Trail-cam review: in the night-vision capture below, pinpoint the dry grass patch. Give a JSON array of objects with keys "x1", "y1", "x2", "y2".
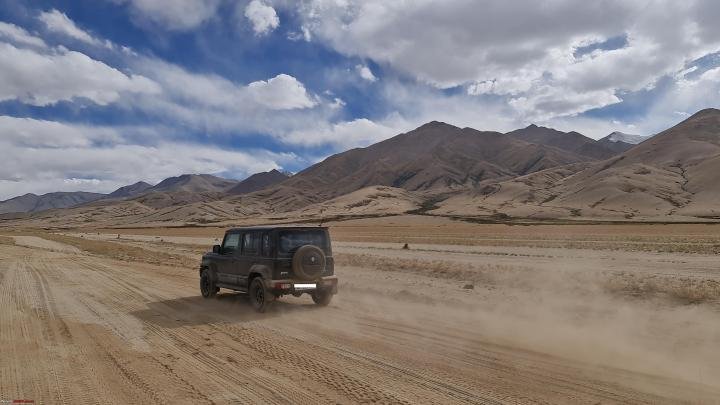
[
  {"x1": 335, "y1": 252, "x2": 511, "y2": 284},
  {"x1": 338, "y1": 251, "x2": 720, "y2": 306},
  {"x1": 41, "y1": 233, "x2": 195, "y2": 268},
  {"x1": 605, "y1": 272, "x2": 720, "y2": 305},
  {"x1": 0, "y1": 236, "x2": 15, "y2": 246},
  {"x1": 334, "y1": 234, "x2": 720, "y2": 254}
]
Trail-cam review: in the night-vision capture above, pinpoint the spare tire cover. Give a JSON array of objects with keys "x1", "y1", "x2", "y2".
[{"x1": 292, "y1": 245, "x2": 326, "y2": 281}]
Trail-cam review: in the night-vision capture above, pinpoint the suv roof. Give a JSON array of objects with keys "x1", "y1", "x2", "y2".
[{"x1": 225, "y1": 225, "x2": 328, "y2": 233}]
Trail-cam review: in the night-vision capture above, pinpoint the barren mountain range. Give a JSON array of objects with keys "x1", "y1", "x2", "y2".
[
  {"x1": 439, "y1": 108, "x2": 720, "y2": 220},
  {"x1": 0, "y1": 192, "x2": 106, "y2": 215},
  {"x1": 2, "y1": 108, "x2": 719, "y2": 226},
  {"x1": 0, "y1": 171, "x2": 285, "y2": 215}
]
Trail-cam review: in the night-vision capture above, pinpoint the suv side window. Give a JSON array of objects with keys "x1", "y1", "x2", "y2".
[
  {"x1": 242, "y1": 232, "x2": 260, "y2": 256},
  {"x1": 222, "y1": 233, "x2": 240, "y2": 255},
  {"x1": 261, "y1": 233, "x2": 271, "y2": 257}
]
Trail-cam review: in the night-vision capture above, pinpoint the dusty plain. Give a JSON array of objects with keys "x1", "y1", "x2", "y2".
[{"x1": 2, "y1": 215, "x2": 720, "y2": 404}]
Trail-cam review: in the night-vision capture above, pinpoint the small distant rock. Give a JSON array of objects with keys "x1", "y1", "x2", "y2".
[
  {"x1": 402, "y1": 243, "x2": 409, "y2": 250},
  {"x1": 462, "y1": 283, "x2": 474, "y2": 290}
]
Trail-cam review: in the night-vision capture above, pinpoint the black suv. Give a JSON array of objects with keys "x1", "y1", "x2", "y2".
[{"x1": 199, "y1": 226, "x2": 338, "y2": 312}]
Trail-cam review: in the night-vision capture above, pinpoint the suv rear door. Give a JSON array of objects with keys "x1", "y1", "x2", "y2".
[{"x1": 236, "y1": 231, "x2": 277, "y2": 287}]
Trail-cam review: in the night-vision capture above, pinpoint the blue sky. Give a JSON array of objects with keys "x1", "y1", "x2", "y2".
[{"x1": 0, "y1": 0, "x2": 719, "y2": 199}]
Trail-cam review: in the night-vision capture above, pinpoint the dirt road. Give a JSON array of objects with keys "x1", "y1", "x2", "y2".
[{"x1": 1, "y1": 235, "x2": 719, "y2": 404}]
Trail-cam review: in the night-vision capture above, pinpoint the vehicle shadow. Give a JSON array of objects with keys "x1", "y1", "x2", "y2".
[{"x1": 131, "y1": 292, "x2": 319, "y2": 328}]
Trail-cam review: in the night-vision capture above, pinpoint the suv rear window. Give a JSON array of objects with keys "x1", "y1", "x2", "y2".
[{"x1": 278, "y1": 229, "x2": 330, "y2": 256}]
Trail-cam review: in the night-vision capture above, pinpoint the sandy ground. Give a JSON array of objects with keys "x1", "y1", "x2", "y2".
[{"x1": 2, "y1": 222, "x2": 720, "y2": 404}]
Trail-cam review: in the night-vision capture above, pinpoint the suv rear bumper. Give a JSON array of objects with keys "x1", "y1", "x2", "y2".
[{"x1": 266, "y1": 275, "x2": 338, "y2": 295}]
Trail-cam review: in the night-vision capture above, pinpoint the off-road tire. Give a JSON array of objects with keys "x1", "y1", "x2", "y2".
[
  {"x1": 200, "y1": 269, "x2": 218, "y2": 298},
  {"x1": 311, "y1": 289, "x2": 333, "y2": 306},
  {"x1": 292, "y1": 245, "x2": 326, "y2": 281},
  {"x1": 249, "y1": 277, "x2": 273, "y2": 313}
]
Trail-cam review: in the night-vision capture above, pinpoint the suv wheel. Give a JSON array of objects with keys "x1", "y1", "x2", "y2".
[
  {"x1": 311, "y1": 289, "x2": 333, "y2": 306},
  {"x1": 249, "y1": 277, "x2": 273, "y2": 312},
  {"x1": 200, "y1": 269, "x2": 218, "y2": 298}
]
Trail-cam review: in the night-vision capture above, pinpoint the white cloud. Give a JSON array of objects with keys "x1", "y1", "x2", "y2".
[
  {"x1": 281, "y1": 118, "x2": 398, "y2": 148},
  {"x1": 0, "y1": 42, "x2": 160, "y2": 106},
  {"x1": 675, "y1": 66, "x2": 699, "y2": 80},
  {"x1": 247, "y1": 74, "x2": 317, "y2": 110},
  {"x1": 244, "y1": 0, "x2": 280, "y2": 36},
  {"x1": 0, "y1": 22, "x2": 46, "y2": 48},
  {"x1": 287, "y1": 26, "x2": 311, "y2": 42},
  {"x1": 100, "y1": 57, "x2": 341, "y2": 144},
  {"x1": 134, "y1": 59, "x2": 317, "y2": 111},
  {"x1": 629, "y1": 66, "x2": 720, "y2": 135},
  {"x1": 467, "y1": 73, "x2": 535, "y2": 97},
  {"x1": 329, "y1": 97, "x2": 345, "y2": 109},
  {"x1": 0, "y1": 116, "x2": 122, "y2": 148},
  {"x1": 39, "y1": 9, "x2": 109, "y2": 47},
  {"x1": 292, "y1": 0, "x2": 720, "y2": 120},
  {"x1": 3, "y1": 12, "x2": 322, "y2": 140},
  {"x1": 295, "y1": 1, "x2": 635, "y2": 87},
  {"x1": 698, "y1": 66, "x2": 720, "y2": 82},
  {"x1": 115, "y1": 0, "x2": 221, "y2": 31},
  {"x1": 63, "y1": 178, "x2": 101, "y2": 186},
  {"x1": 508, "y1": 87, "x2": 622, "y2": 122},
  {"x1": 355, "y1": 64, "x2": 377, "y2": 82}
]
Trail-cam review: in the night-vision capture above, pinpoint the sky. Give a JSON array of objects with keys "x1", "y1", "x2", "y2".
[{"x1": 1, "y1": 0, "x2": 720, "y2": 200}]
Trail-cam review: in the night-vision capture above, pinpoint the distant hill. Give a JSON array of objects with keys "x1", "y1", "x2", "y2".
[
  {"x1": 0, "y1": 191, "x2": 105, "y2": 214},
  {"x1": 596, "y1": 131, "x2": 651, "y2": 155},
  {"x1": 596, "y1": 137, "x2": 635, "y2": 155},
  {"x1": 146, "y1": 174, "x2": 238, "y2": 194},
  {"x1": 119, "y1": 174, "x2": 238, "y2": 210},
  {"x1": 507, "y1": 124, "x2": 621, "y2": 160},
  {"x1": 0, "y1": 174, "x2": 240, "y2": 214},
  {"x1": 601, "y1": 131, "x2": 650, "y2": 144},
  {"x1": 561, "y1": 108, "x2": 720, "y2": 218},
  {"x1": 227, "y1": 169, "x2": 289, "y2": 195},
  {"x1": 107, "y1": 181, "x2": 153, "y2": 199}
]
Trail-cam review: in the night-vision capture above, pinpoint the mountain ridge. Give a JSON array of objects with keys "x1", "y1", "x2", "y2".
[
  {"x1": 227, "y1": 169, "x2": 290, "y2": 195},
  {"x1": 5, "y1": 109, "x2": 719, "y2": 224},
  {"x1": 507, "y1": 124, "x2": 621, "y2": 160},
  {"x1": 107, "y1": 181, "x2": 153, "y2": 199}
]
